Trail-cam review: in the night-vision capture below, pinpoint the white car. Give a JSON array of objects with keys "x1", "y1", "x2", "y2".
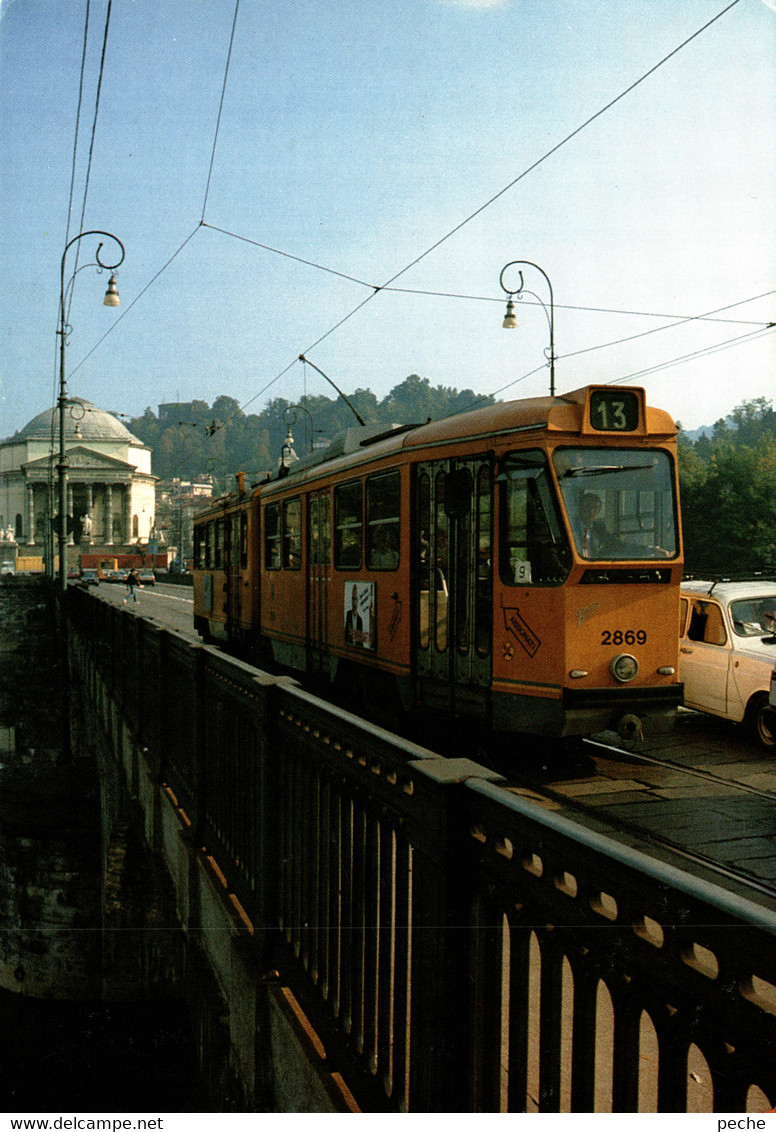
[{"x1": 680, "y1": 580, "x2": 776, "y2": 749}]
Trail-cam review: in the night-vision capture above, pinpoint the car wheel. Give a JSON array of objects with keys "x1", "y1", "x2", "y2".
[{"x1": 747, "y1": 693, "x2": 776, "y2": 750}]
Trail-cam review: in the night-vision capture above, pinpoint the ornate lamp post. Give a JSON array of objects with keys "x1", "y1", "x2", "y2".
[
  {"x1": 56, "y1": 231, "x2": 125, "y2": 591},
  {"x1": 499, "y1": 260, "x2": 556, "y2": 397}
]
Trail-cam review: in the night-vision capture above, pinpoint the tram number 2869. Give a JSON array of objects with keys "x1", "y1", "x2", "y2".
[{"x1": 601, "y1": 629, "x2": 647, "y2": 646}]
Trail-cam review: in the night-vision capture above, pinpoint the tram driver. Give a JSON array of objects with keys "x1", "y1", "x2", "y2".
[{"x1": 576, "y1": 492, "x2": 671, "y2": 560}]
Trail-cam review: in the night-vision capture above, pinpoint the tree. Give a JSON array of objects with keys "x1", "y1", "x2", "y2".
[{"x1": 678, "y1": 399, "x2": 776, "y2": 573}]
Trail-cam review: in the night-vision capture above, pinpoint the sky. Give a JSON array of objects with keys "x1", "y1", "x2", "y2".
[{"x1": 0, "y1": 0, "x2": 774, "y2": 444}]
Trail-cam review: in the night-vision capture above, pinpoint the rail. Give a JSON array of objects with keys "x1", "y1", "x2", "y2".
[{"x1": 66, "y1": 586, "x2": 776, "y2": 1113}]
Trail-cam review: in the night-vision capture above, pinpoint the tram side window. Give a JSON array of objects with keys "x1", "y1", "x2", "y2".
[
  {"x1": 264, "y1": 503, "x2": 281, "y2": 569},
  {"x1": 366, "y1": 471, "x2": 400, "y2": 569},
  {"x1": 499, "y1": 451, "x2": 571, "y2": 586},
  {"x1": 283, "y1": 498, "x2": 302, "y2": 569},
  {"x1": 334, "y1": 480, "x2": 362, "y2": 569}
]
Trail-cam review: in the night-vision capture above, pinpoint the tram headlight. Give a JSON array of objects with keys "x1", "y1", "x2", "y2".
[{"x1": 610, "y1": 653, "x2": 639, "y2": 683}]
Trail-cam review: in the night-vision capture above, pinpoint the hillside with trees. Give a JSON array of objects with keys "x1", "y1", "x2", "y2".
[
  {"x1": 127, "y1": 375, "x2": 492, "y2": 489},
  {"x1": 128, "y1": 380, "x2": 776, "y2": 576},
  {"x1": 677, "y1": 397, "x2": 776, "y2": 575}
]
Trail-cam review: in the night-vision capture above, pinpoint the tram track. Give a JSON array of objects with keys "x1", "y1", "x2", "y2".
[
  {"x1": 583, "y1": 735, "x2": 776, "y2": 802},
  {"x1": 498, "y1": 733, "x2": 776, "y2": 904}
]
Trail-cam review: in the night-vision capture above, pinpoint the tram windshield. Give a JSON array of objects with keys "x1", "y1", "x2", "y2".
[{"x1": 553, "y1": 447, "x2": 678, "y2": 561}]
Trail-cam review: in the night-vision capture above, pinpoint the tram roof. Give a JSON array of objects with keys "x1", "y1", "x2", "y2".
[{"x1": 196, "y1": 385, "x2": 677, "y2": 513}]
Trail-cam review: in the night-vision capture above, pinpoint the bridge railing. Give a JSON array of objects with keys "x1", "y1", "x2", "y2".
[{"x1": 67, "y1": 588, "x2": 776, "y2": 1113}]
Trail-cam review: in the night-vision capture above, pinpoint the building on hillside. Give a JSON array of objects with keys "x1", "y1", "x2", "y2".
[{"x1": 0, "y1": 397, "x2": 156, "y2": 567}]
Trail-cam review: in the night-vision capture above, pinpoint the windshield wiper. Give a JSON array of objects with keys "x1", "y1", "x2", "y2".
[{"x1": 561, "y1": 464, "x2": 653, "y2": 478}]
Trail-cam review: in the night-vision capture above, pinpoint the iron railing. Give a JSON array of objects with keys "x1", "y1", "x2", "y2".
[{"x1": 66, "y1": 586, "x2": 776, "y2": 1113}]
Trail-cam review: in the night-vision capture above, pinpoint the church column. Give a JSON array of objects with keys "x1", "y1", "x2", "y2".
[
  {"x1": 104, "y1": 484, "x2": 113, "y2": 546},
  {"x1": 123, "y1": 485, "x2": 132, "y2": 544},
  {"x1": 67, "y1": 485, "x2": 75, "y2": 546},
  {"x1": 85, "y1": 485, "x2": 94, "y2": 545},
  {"x1": 26, "y1": 483, "x2": 35, "y2": 546}
]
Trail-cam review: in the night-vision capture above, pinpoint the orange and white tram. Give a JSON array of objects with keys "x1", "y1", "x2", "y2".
[{"x1": 193, "y1": 385, "x2": 683, "y2": 738}]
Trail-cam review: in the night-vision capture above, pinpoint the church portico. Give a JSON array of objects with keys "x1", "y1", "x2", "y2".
[{"x1": 0, "y1": 398, "x2": 156, "y2": 568}]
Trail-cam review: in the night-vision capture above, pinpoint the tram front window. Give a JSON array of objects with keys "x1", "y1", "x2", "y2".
[
  {"x1": 553, "y1": 448, "x2": 678, "y2": 561},
  {"x1": 499, "y1": 451, "x2": 571, "y2": 586}
]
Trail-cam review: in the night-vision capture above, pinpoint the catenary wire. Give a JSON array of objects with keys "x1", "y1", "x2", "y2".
[
  {"x1": 224, "y1": 0, "x2": 747, "y2": 425},
  {"x1": 68, "y1": 226, "x2": 202, "y2": 380},
  {"x1": 201, "y1": 0, "x2": 242, "y2": 221},
  {"x1": 48, "y1": 1, "x2": 96, "y2": 525},
  {"x1": 69, "y1": 0, "x2": 749, "y2": 431},
  {"x1": 67, "y1": 0, "x2": 114, "y2": 324},
  {"x1": 607, "y1": 325, "x2": 776, "y2": 385}
]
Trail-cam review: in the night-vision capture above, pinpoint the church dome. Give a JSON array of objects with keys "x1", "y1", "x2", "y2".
[{"x1": 15, "y1": 397, "x2": 141, "y2": 444}]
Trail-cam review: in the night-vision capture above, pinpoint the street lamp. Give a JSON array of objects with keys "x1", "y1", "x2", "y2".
[
  {"x1": 56, "y1": 231, "x2": 125, "y2": 591},
  {"x1": 499, "y1": 260, "x2": 556, "y2": 397}
]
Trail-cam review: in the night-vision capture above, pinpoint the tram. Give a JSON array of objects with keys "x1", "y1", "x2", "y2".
[{"x1": 192, "y1": 385, "x2": 683, "y2": 738}]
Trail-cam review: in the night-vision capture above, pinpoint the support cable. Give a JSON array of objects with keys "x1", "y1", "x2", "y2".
[{"x1": 201, "y1": 0, "x2": 241, "y2": 221}]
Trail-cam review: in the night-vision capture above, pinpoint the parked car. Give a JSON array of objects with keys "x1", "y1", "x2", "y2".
[
  {"x1": 137, "y1": 569, "x2": 155, "y2": 586},
  {"x1": 680, "y1": 580, "x2": 776, "y2": 748},
  {"x1": 79, "y1": 569, "x2": 99, "y2": 587}
]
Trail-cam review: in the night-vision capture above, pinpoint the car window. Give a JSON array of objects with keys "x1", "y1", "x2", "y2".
[
  {"x1": 679, "y1": 598, "x2": 688, "y2": 636},
  {"x1": 730, "y1": 596, "x2": 776, "y2": 637},
  {"x1": 687, "y1": 600, "x2": 727, "y2": 646}
]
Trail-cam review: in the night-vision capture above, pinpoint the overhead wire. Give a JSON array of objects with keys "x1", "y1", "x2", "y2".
[
  {"x1": 607, "y1": 324, "x2": 776, "y2": 386},
  {"x1": 201, "y1": 0, "x2": 241, "y2": 221},
  {"x1": 450, "y1": 293, "x2": 776, "y2": 414},
  {"x1": 49, "y1": 0, "x2": 95, "y2": 512},
  {"x1": 69, "y1": 226, "x2": 202, "y2": 380},
  {"x1": 217, "y1": 0, "x2": 748, "y2": 424},
  {"x1": 66, "y1": 0, "x2": 115, "y2": 325},
  {"x1": 69, "y1": 0, "x2": 754, "y2": 430}
]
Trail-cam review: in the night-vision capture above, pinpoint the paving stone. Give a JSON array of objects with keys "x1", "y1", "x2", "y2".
[{"x1": 548, "y1": 778, "x2": 646, "y2": 797}]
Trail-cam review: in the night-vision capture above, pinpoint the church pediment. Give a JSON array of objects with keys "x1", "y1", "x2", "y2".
[{"x1": 23, "y1": 446, "x2": 135, "y2": 480}]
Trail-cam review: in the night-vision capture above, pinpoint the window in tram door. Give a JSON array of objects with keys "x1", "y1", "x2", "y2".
[
  {"x1": 475, "y1": 465, "x2": 492, "y2": 658},
  {"x1": 214, "y1": 519, "x2": 225, "y2": 569},
  {"x1": 451, "y1": 468, "x2": 473, "y2": 655},
  {"x1": 283, "y1": 498, "x2": 302, "y2": 569},
  {"x1": 334, "y1": 480, "x2": 362, "y2": 569},
  {"x1": 310, "y1": 492, "x2": 331, "y2": 567},
  {"x1": 417, "y1": 473, "x2": 431, "y2": 650},
  {"x1": 435, "y1": 470, "x2": 449, "y2": 652},
  {"x1": 264, "y1": 503, "x2": 281, "y2": 569},
  {"x1": 239, "y1": 511, "x2": 248, "y2": 569}
]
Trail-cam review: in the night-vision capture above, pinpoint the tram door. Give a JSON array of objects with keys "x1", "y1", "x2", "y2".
[
  {"x1": 226, "y1": 512, "x2": 246, "y2": 631},
  {"x1": 413, "y1": 458, "x2": 493, "y2": 694},
  {"x1": 307, "y1": 489, "x2": 331, "y2": 675}
]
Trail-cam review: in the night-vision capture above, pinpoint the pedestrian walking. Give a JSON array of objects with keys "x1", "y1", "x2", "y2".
[{"x1": 125, "y1": 568, "x2": 140, "y2": 603}]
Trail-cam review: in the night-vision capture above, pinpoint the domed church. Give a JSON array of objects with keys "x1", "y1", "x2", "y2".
[{"x1": 0, "y1": 397, "x2": 156, "y2": 562}]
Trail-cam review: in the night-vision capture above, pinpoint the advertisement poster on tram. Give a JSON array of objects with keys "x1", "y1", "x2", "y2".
[{"x1": 344, "y1": 581, "x2": 375, "y2": 650}]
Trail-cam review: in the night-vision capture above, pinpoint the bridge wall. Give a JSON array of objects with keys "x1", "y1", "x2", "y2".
[{"x1": 66, "y1": 585, "x2": 776, "y2": 1113}]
